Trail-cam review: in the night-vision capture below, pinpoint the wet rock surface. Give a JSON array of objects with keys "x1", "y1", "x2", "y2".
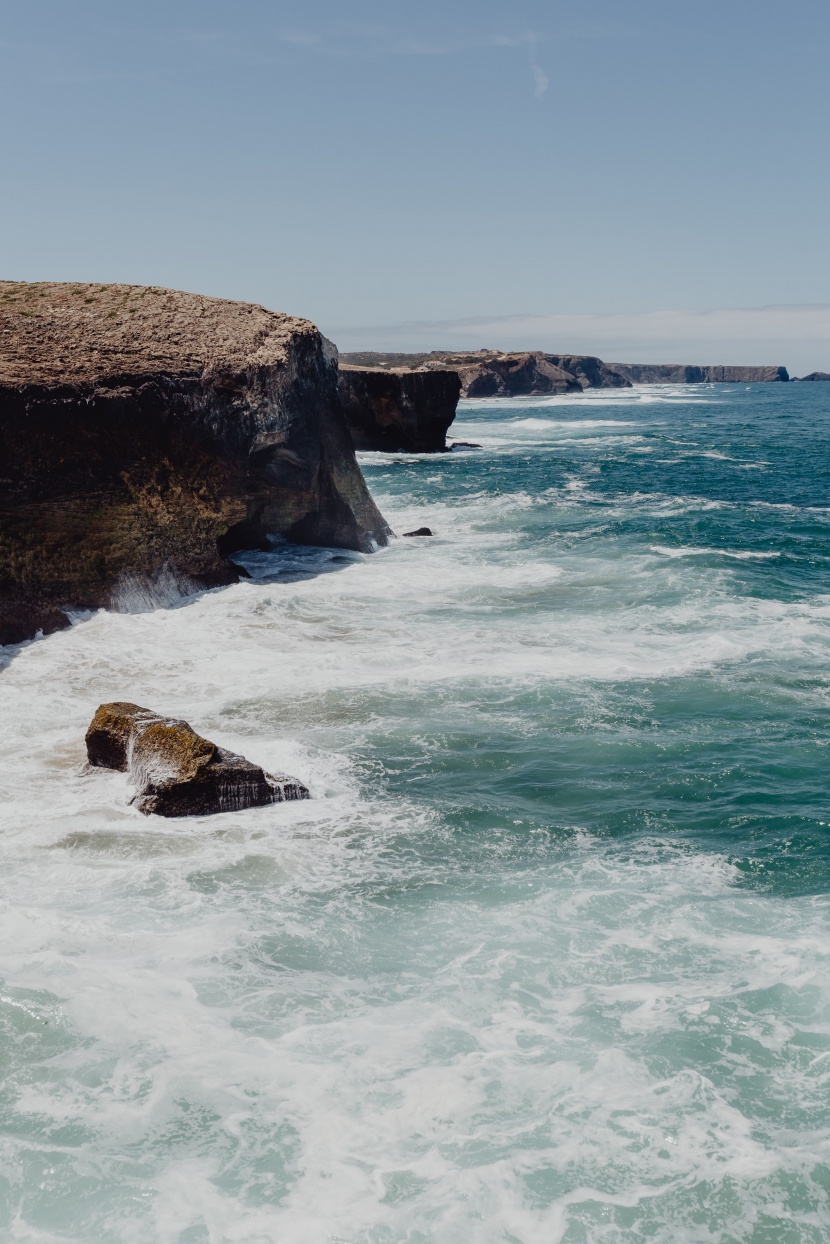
[
  {"x1": 338, "y1": 366, "x2": 461, "y2": 452},
  {"x1": 403, "y1": 528, "x2": 434, "y2": 537},
  {"x1": 0, "y1": 281, "x2": 391, "y2": 645},
  {"x1": 86, "y1": 701, "x2": 309, "y2": 817}
]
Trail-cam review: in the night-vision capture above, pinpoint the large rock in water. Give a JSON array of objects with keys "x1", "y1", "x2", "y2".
[
  {"x1": 86, "y1": 702, "x2": 309, "y2": 816},
  {"x1": 338, "y1": 366, "x2": 461, "y2": 451},
  {"x1": 0, "y1": 281, "x2": 391, "y2": 645},
  {"x1": 795, "y1": 372, "x2": 830, "y2": 381}
]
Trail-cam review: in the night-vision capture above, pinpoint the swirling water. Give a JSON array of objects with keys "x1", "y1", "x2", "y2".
[{"x1": 2, "y1": 383, "x2": 830, "y2": 1242}]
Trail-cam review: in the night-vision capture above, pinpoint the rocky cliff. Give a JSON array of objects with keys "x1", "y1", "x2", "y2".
[
  {"x1": 338, "y1": 366, "x2": 461, "y2": 452},
  {"x1": 794, "y1": 372, "x2": 830, "y2": 382},
  {"x1": 0, "y1": 281, "x2": 391, "y2": 646},
  {"x1": 340, "y1": 350, "x2": 631, "y2": 397},
  {"x1": 610, "y1": 363, "x2": 790, "y2": 384}
]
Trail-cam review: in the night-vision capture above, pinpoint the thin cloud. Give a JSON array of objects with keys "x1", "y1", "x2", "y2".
[{"x1": 530, "y1": 57, "x2": 549, "y2": 99}]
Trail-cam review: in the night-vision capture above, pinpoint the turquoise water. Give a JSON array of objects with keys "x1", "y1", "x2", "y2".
[{"x1": 1, "y1": 383, "x2": 830, "y2": 1241}]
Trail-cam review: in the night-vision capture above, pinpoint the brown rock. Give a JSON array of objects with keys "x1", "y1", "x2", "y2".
[
  {"x1": 0, "y1": 281, "x2": 391, "y2": 645},
  {"x1": 86, "y1": 702, "x2": 309, "y2": 817}
]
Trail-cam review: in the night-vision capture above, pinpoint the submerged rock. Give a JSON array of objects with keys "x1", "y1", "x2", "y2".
[
  {"x1": 338, "y1": 366, "x2": 461, "y2": 452},
  {"x1": 0, "y1": 281, "x2": 391, "y2": 646},
  {"x1": 86, "y1": 702, "x2": 309, "y2": 817}
]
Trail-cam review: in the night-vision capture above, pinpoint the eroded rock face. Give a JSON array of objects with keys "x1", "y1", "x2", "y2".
[
  {"x1": 338, "y1": 367, "x2": 461, "y2": 452},
  {"x1": 86, "y1": 702, "x2": 309, "y2": 816},
  {"x1": 0, "y1": 281, "x2": 391, "y2": 645}
]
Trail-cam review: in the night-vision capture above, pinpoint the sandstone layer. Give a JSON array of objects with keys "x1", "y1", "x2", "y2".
[
  {"x1": 0, "y1": 281, "x2": 391, "y2": 645},
  {"x1": 86, "y1": 702, "x2": 309, "y2": 816},
  {"x1": 338, "y1": 366, "x2": 462, "y2": 452},
  {"x1": 610, "y1": 363, "x2": 790, "y2": 384}
]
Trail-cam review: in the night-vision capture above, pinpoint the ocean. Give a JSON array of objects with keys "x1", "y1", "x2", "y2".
[{"x1": 2, "y1": 382, "x2": 830, "y2": 1243}]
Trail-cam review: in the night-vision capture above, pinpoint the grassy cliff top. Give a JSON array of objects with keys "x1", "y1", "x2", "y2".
[{"x1": 0, "y1": 281, "x2": 315, "y2": 386}]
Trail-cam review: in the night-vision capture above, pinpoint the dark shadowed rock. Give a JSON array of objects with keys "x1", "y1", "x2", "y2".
[
  {"x1": 338, "y1": 366, "x2": 461, "y2": 452},
  {"x1": 403, "y1": 528, "x2": 433, "y2": 537},
  {"x1": 795, "y1": 372, "x2": 830, "y2": 381},
  {"x1": 86, "y1": 702, "x2": 309, "y2": 817},
  {"x1": 457, "y1": 354, "x2": 583, "y2": 398},
  {"x1": 610, "y1": 363, "x2": 790, "y2": 383},
  {"x1": 0, "y1": 281, "x2": 391, "y2": 645},
  {"x1": 339, "y1": 350, "x2": 631, "y2": 397}
]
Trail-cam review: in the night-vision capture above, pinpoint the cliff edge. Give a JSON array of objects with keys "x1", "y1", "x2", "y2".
[
  {"x1": 610, "y1": 363, "x2": 790, "y2": 384},
  {"x1": 0, "y1": 281, "x2": 391, "y2": 645},
  {"x1": 338, "y1": 366, "x2": 461, "y2": 452}
]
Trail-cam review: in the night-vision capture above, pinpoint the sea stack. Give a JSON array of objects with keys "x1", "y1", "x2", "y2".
[{"x1": 0, "y1": 281, "x2": 391, "y2": 645}]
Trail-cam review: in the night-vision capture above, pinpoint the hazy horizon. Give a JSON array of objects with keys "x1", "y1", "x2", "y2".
[{"x1": 3, "y1": 0, "x2": 830, "y2": 370}]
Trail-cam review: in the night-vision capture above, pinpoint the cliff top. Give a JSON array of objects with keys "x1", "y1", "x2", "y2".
[{"x1": 0, "y1": 281, "x2": 316, "y2": 386}]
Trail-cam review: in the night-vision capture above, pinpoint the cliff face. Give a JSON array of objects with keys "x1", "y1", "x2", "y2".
[
  {"x1": 0, "y1": 281, "x2": 391, "y2": 646},
  {"x1": 455, "y1": 354, "x2": 583, "y2": 398},
  {"x1": 339, "y1": 350, "x2": 631, "y2": 396},
  {"x1": 338, "y1": 366, "x2": 462, "y2": 452},
  {"x1": 610, "y1": 363, "x2": 790, "y2": 384}
]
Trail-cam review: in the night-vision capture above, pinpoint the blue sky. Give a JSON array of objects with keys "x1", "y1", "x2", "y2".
[{"x1": 3, "y1": 0, "x2": 830, "y2": 368}]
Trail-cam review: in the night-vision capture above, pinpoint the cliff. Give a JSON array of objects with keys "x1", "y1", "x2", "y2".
[
  {"x1": 794, "y1": 372, "x2": 830, "y2": 382},
  {"x1": 610, "y1": 363, "x2": 790, "y2": 384},
  {"x1": 0, "y1": 281, "x2": 391, "y2": 646},
  {"x1": 340, "y1": 351, "x2": 631, "y2": 397},
  {"x1": 338, "y1": 366, "x2": 461, "y2": 452}
]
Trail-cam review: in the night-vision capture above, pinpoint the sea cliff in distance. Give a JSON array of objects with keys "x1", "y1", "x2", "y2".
[
  {"x1": 341, "y1": 350, "x2": 791, "y2": 395},
  {"x1": 0, "y1": 280, "x2": 390, "y2": 646}
]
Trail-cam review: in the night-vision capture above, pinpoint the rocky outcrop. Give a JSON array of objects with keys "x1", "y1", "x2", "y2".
[
  {"x1": 86, "y1": 702, "x2": 309, "y2": 816},
  {"x1": 0, "y1": 281, "x2": 391, "y2": 645},
  {"x1": 610, "y1": 363, "x2": 790, "y2": 384},
  {"x1": 794, "y1": 372, "x2": 830, "y2": 381},
  {"x1": 338, "y1": 366, "x2": 461, "y2": 452},
  {"x1": 454, "y1": 354, "x2": 584, "y2": 398},
  {"x1": 340, "y1": 350, "x2": 631, "y2": 397}
]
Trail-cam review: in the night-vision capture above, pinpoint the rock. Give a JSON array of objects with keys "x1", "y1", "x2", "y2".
[
  {"x1": 338, "y1": 366, "x2": 461, "y2": 452},
  {"x1": 610, "y1": 363, "x2": 790, "y2": 383},
  {"x1": 456, "y1": 354, "x2": 583, "y2": 398},
  {"x1": 403, "y1": 527, "x2": 433, "y2": 537},
  {"x1": 86, "y1": 702, "x2": 309, "y2": 816},
  {"x1": 0, "y1": 281, "x2": 391, "y2": 645},
  {"x1": 542, "y1": 355, "x2": 631, "y2": 390},
  {"x1": 794, "y1": 372, "x2": 830, "y2": 381},
  {"x1": 339, "y1": 350, "x2": 632, "y2": 397}
]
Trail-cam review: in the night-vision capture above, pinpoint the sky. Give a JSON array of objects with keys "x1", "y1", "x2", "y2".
[{"x1": 3, "y1": 0, "x2": 830, "y2": 371}]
